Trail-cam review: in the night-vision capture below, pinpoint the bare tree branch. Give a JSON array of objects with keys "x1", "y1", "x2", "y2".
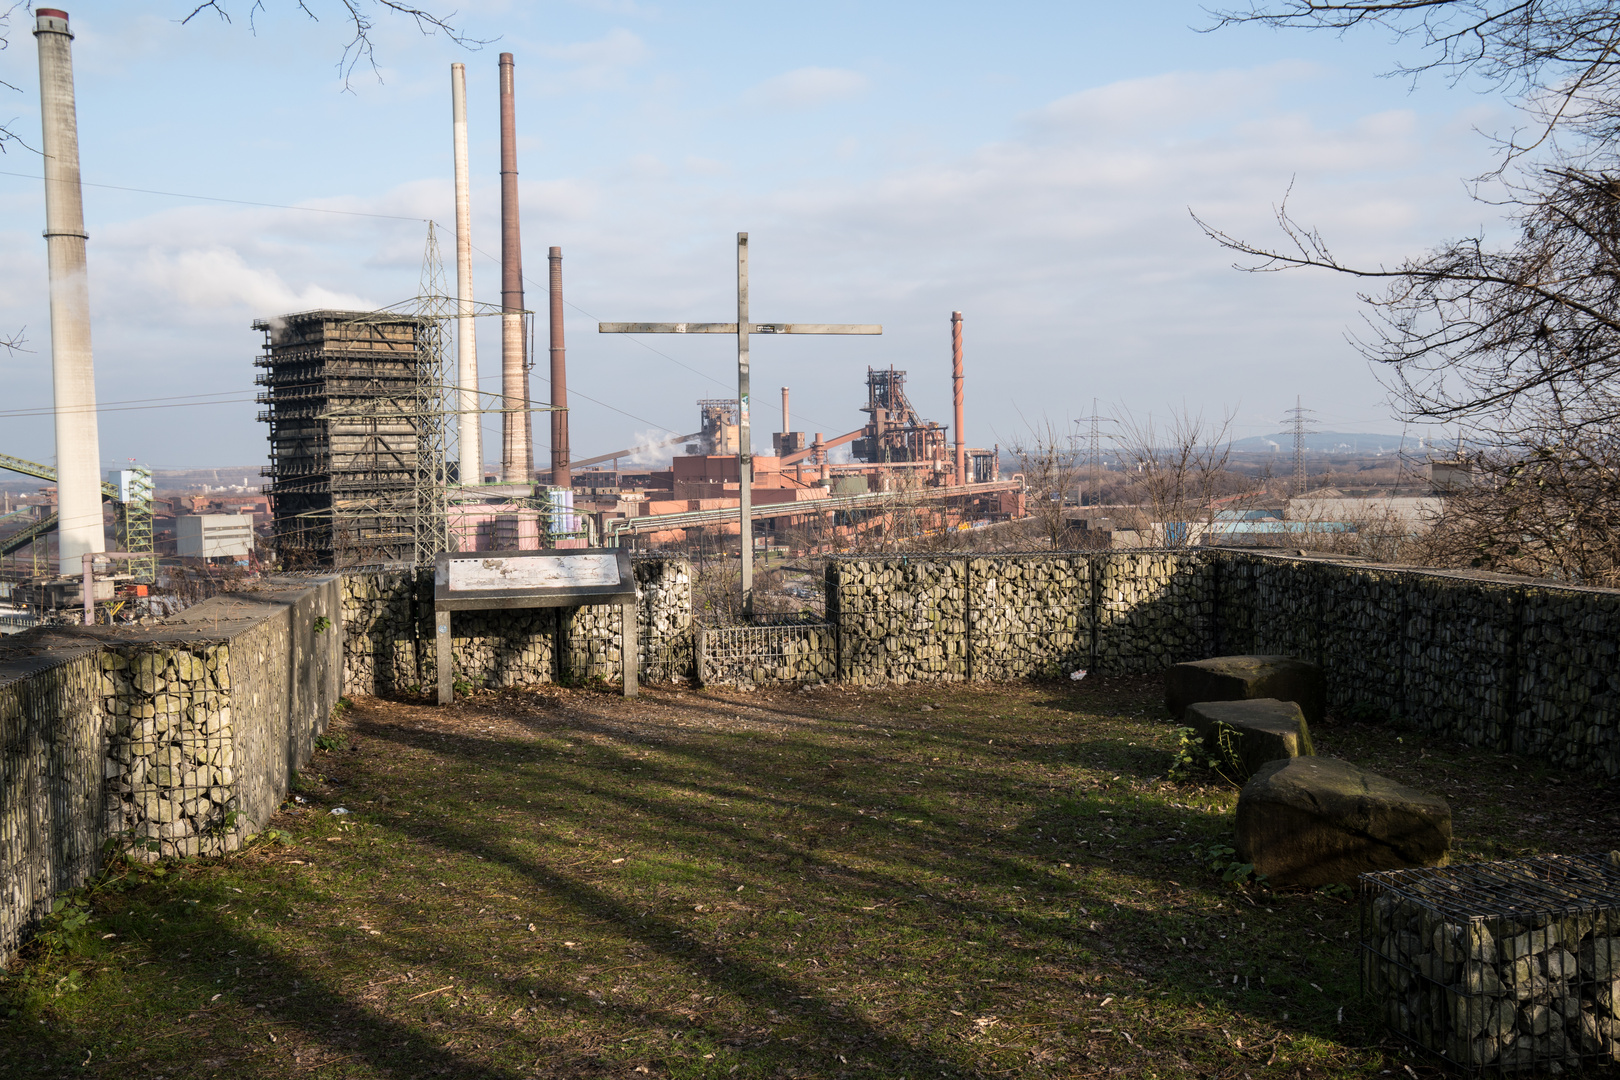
[
  {"x1": 1197, "y1": 169, "x2": 1620, "y2": 442},
  {"x1": 1205, "y1": 2, "x2": 1620, "y2": 171},
  {"x1": 1005, "y1": 417, "x2": 1083, "y2": 550},
  {"x1": 0, "y1": 1, "x2": 31, "y2": 154},
  {"x1": 180, "y1": 0, "x2": 491, "y2": 89},
  {"x1": 1111, "y1": 406, "x2": 1243, "y2": 544}
]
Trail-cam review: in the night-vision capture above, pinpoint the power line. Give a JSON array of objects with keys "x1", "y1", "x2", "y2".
[
  {"x1": 0, "y1": 165, "x2": 820, "y2": 441},
  {"x1": 0, "y1": 391, "x2": 254, "y2": 419},
  {"x1": 0, "y1": 169, "x2": 428, "y2": 222}
]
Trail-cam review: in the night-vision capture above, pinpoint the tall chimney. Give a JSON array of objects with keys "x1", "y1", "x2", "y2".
[
  {"x1": 34, "y1": 9, "x2": 105, "y2": 573},
  {"x1": 781, "y1": 387, "x2": 789, "y2": 437},
  {"x1": 451, "y1": 63, "x2": 481, "y2": 487},
  {"x1": 951, "y1": 311, "x2": 965, "y2": 487},
  {"x1": 548, "y1": 246, "x2": 570, "y2": 490},
  {"x1": 498, "y1": 52, "x2": 530, "y2": 485}
]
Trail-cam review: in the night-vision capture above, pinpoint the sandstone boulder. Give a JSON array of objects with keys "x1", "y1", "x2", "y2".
[
  {"x1": 1165, "y1": 654, "x2": 1325, "y2": 726},
  {"x1": 1235, "y1": 756, "x2": 1450, "y2": 887},
  {"x1": 1185, "y1": 697, "x2": 1314, "y2": 777}
]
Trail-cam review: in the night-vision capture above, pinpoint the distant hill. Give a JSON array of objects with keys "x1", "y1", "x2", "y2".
[{"x1": 1229, "y1": 432, "x2": 1433, "y2": 455}]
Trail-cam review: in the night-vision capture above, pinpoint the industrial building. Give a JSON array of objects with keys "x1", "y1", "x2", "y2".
[
  {"x1": 175, "y1": 514, "x2": 255, "y2": 561},
  {"x1": 4, "y1": 22, "x2": 1028, "y2": 627},
  {"x1": 254, "y1": 310, "x2": 431, "y2": 568}
]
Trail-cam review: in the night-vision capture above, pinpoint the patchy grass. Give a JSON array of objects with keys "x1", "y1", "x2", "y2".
[{"x1": 2, "y1": 676, "x2": 1616, "y2": 1079}]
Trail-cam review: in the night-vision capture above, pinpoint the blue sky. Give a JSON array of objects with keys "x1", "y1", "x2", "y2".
[{"x1": 0, "y1": 1, "x2": 1516, "y2": 473}]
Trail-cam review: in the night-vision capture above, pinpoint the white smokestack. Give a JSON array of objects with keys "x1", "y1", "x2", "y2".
[
  {"x1": 451, "y1": 63, "x2": 481, "y2": 486},
  {"x1": 34, "y1": 8, "x2": 106, "y2": 572}
]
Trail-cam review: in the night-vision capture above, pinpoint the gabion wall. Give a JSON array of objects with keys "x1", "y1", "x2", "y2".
[
  {"x1": 1097, "y1": 551, "x2": 1212, "y2": 674},
  {"x1": 0, "y1": 647, "x2": 105, "y2": 971},
  {"x1": 341, "y1": 556, "x2": 694, "y2": 693},
  {"x1": 1208, "y1": 552, "x2": 1620, "y2": 777},
  {"x1": 970, "y1": 555, "x2": 1093, "y2": 680},
  {"x1": 824, "y1": 552, "x2": 1214, "y2": 684},
  {"x1": 826, "y1": 558, "x2": 968, "y2": 685},
  {"x1": 0, "y1": 576, "x2": 344, "y2": 963},
  {"x1": 101, "y1": 644, "x2": 237, "y2": 858}
]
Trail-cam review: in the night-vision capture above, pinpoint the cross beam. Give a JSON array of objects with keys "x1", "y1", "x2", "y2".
[
  {"x1": 598, "y1": 323, "x2": 881, "y2": 336},
  {"x1": 600, "y1": 232, "x2": 880, "y2": 619}
]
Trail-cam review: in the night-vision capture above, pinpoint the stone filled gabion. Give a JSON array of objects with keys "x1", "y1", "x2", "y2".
[
  {"x1": 1362, "y1": 854, "x2": 1620, "y2": 1074},
  {"x1": 825, "y1": 551, "x2": 1216, "y2": 684},
  {"x1": 339, "y1": 557, "x2": 695, "y2": 693},
  {"x1": 101, "y1": 644, "x2": 237, "y2": 860},
  {"x1": 698, "y1": 622, "x2": 835, "y2": 688}
]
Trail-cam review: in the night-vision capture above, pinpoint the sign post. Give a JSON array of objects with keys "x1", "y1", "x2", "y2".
[{"x1": 433, "y1": 548, "x2": 639, "y2": 701}]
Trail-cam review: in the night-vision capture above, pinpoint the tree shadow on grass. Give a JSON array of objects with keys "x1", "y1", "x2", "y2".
[
  {"x1": 2, "y1": 683, "x2": 1394, "y2": 1080},
  {"x1": 346, "y1": 696, "x2": 1374, "y2": 1072}
]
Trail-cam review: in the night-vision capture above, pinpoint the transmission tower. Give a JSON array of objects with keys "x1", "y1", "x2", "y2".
[
  {"x1": 1282, "y1": 396, "x2": 1318, "y2": 496},
  {"x1": 1074, "y1": 398, "x2": 1115, "y2": 509},
  {"x1": 414, "y1": 222, "x2": 454, "y2": 566}
]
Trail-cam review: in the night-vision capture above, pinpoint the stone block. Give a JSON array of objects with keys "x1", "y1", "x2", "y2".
[
  {"x1": 137, "y1": 790, "x2": 179, "y2": 824},
  {"x1": 1165, "y1": 654, "x2": 1325, "y2": 725},
  {"x1": 1235, "y1": 756, "x2": 1450, "y2": 886},
  {"x1": 1185, "y1": 698, "x2": 1314, "y2": 777}
]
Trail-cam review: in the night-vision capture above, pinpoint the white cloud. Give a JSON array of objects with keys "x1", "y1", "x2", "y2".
[
  {"x1": 746, "y1": 67, "x2": 870, "y2": 110},
  {"x1": 132, "y1": 247, "x2": 375, "y2": 321},
  {"x1": 566, "y1": 0, "x2": 658, "y2": 15},
  {"x1": 539, "y1": 28, "x2": 650, "y2": 88},
  {"x1": 1034, "y1": 62, "x2": 1320, "y2": 135},
  {"x1": 0, "y1": 61, "x2": 1510, "y2": 468}
]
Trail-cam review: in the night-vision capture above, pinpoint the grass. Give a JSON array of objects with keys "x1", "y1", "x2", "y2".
[{"x1": 2, "y1": 675, "x2": 1616, "y2": 1079}]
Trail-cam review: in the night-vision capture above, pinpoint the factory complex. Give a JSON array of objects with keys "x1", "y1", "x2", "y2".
[{"x1": 0, "y1": 9, "x2": 1024, "y2": 628}]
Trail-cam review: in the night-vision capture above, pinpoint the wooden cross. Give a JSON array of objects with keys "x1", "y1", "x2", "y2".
[{"x1": 600, "y1": 232, "x2": 881, "y2": 619}]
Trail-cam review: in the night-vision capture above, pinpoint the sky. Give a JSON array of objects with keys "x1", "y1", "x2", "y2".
[{"x1": 0, "y1": 0, "x2": 1520, "y2": 475}]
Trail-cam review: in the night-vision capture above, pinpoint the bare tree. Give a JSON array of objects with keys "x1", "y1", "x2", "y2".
[
  {"x1": 1205, "y1": 3, "x2": 1620, "y2": 579},
  {"x1": 1198, "y1": 170, "x2": 1620, "y2": 446},
  {"x1": 1111, "y1": 407, "x2": 1241, "y2": 547},
  {"x1": 1006, "y1": 418, "x2": 1080, "y2": 550},
  {"x1": 1404, "y1": 436, "x2": 1620, "y2": 585}
]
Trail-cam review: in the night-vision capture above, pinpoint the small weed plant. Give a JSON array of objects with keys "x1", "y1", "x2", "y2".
[
  {"x1": 1166, "y1": 725, "x2": 1245, "y2": 785},
  {"x1": 1196, "y1": 842, "x2": 1270, "y2": 892},
  {"x1": 34, "y1": 897, "x2": 91, "y2": 958},
  {"x1": 1166, "y1": 726, "x2": 1220, "y2": 782}
]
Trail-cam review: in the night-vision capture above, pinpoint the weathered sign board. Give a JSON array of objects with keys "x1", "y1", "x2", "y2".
[{"x1": 432, "y1": 549, "x2": 639, "y2": 702}]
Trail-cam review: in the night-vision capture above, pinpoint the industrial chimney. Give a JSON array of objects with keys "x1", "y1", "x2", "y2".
[
  {"x1": 34, "y1": 9, "x2": 106, "y2": 572},
  {"x1": 451, "y1": 63, "x2": 481, "y2": 487},
  {"x1": 951, "y1": 311, "x2": 965, "y2": 487},
  {"x1": 548, "y1": 246, "x2": 570, "y2": 490},
  {"x1": 498, "y1": 53, "x2": 530, "y2": 485}
]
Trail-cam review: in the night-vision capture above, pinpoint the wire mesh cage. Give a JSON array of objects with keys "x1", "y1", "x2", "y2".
[
  {"x1": 1361, "y1": 853, "x2": 1620, "y2": 1074},
  {"x1": 695, "y1": 619, "x2": 835, "y2": 687}
]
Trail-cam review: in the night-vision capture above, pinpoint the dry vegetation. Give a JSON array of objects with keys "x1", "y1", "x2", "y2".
[{"x1": 4, "y1": 679, "x2": 1616, "y2": 1079}]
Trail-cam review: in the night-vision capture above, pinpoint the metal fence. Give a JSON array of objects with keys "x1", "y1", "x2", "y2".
[
  {"x1": 639, "y1": 633, "x2": 695, "y2": 685},
  {"x1": 1361, "y1": 854, "x2": 1620, "y2": 1074},
  {"x1": 696, "y1": 620, "x2": 835, "y2": 688}
]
